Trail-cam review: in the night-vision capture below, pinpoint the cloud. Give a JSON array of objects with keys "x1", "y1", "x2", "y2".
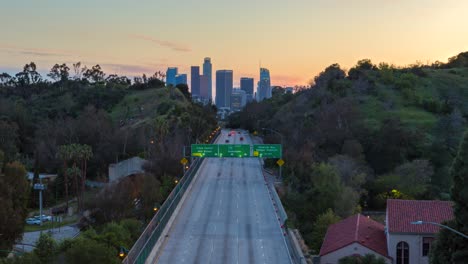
[
  {"x1": 0, "y1": 44, "x2": 73, "y2": 57},
  {"x1": 130, "y1": 34, "x2": 192, "y2": 52}
]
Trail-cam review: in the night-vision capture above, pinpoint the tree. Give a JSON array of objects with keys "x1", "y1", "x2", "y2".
[
  {"x1": 430, "y1": 130, "x2": 468, "y2": 263},
  {"x1": 0, "y1": 120, "x2": 19, "y2": 162},
  {"x1": 310, "y1": 163, "x2": 343, "y2": 214},
  {"x1": 0, "y1": 149, "x2": 4, "y2": 172},
  {"x1": 339, "y1": 254, "x2": 387, "y2": 264},
  {"x1": 334, "y1": 186, "x2": 360, "y2": 218},
  {"x1": 0, "y1": 162, "x2": 29, "y2": 256},
  {"x1": 310, "y1": 209, "x2": 340, "y2": 252},
  {"x1": 47, "y1": 63, "x2": 70, "y2": 82},
  {"x1": 15, "y1": 62, "x2": 42, "y2": 86},
  {"x1": 348, "y1": 59, "x2": 377, "y2": 80},
  {"x1": 34, "y1": 233, "x2": 57, "y2": 263},
  {"x1": 58, "y1": 145, "x2": 72, "y2": 208},
  {"x1": 176, "y1": 83, "x2": 191, "y2": 99},
  {"x1": 65, "y1": 238, "x2": 120, "y2": 264},
  {"x1": 83, "y1": 64, "x2": 105, "y2": 83}
]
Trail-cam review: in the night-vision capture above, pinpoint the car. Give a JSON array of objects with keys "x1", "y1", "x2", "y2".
[
  {"x1": 240, "y1": 137, "x2": 244, "y2": 141},
  {"x1": 26, "y1": 218, "x2": 41, "y2": 225},
  {"x1": 33, "y1": 215, "x2": 52, "y2": 222},
  {"x1": 228, "y1": 134, "x2": 231, "y2": 137},
  {"x1": 225, "y1": 139, "x2": 229, "y2": 143}
]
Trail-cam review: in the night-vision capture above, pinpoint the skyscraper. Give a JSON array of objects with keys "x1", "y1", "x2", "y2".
[
  {"x1": 175, "y1": 74, "x2": 187, "y2": 85},
  {"x1": 166, "y1": 67, "x2": 178, "y2": 86},
  {"x1": 216, "y1": 70, "x2": 233, "y2": 108},
  {"x1": 200, "y1": 75, "x2": 209, "y2": 100},
  {"x1": 257, "y1": 68, "x2": 271, "y2": 101},
  {"x1": 231, "y1": 88, "x2": 247, "y2": 111},
  {"x1": 240, "y1": 77, "x2": 254, "y2": 102},
  {"x1": 191, "y1": 66, "x2": 200, "y2": 96},
  {"x1": 203, "y1": 57, "x2": 212, "y2": 102}
]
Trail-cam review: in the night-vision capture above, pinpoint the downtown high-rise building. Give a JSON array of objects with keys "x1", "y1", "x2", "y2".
[
  {"x1": 216, "y1": 70, "x2": 233, "y2": 108},
  {"x1": 166, "y1": 67, "x2": 178, "y2": 86},
  {"x1": 200, "y1": 75, "x2": 210, "y2": 100},
  {"x1": 191, "y1": 66, "x2": 200, "y2": 97},
  {"x1": 175, "y1": 74, "x2": 187, "y2": 85},
  {"x1": 257, "y1": 67, "x2": 271, "y2": 101},
  {"x1": 231, "y1": 88, "x2": 247, "y2": 111},
  {"x1": 240, "y1": 77, "x2": 254, "y2": 102},
  {"x1": 203, "y1": 57, "x2": 212, "y2": 102}
]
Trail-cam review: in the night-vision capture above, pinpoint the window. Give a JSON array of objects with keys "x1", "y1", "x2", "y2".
[
  {"x1": 396, "y1": 241, "x2": 409, "y2": 264},
  {"x1": 423, "y1": 237, "x2": 435, "y2": 256}
]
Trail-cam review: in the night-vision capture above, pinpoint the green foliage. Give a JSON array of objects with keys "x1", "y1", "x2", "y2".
[
  {"x1": 0, "y1": 149, "x2": 4, "y2": 171},
  {"x1": 310, "y1": 209, "x2": 341, "y2": 253},
  {"x1": 310, "y1": 163, "x2": 343, "y2": 213},
  {"x1": 0, "y1": 162, "x2": 29, "y2": 256},
  {"x1": 0, "y1": 252, "x2": 41, "y2": 264},
  {"x1": 119, "y1": 219, "x2": 143, "y2": 242},
  {"x1": 430, "y1": 131, "x2": 468, "y2": 263},
  {"x1": 34, "y1": 233, "x2": 57, "y2": 263},
  {"x1": 65, "y1": 237, "x2": 120, "y2": 264},
  {"x1": 0, "y1": 120, "x2": 19, "y2": 162},
  {"x1": 339, "y1": 254, "x2": 387, "y2": 264}
]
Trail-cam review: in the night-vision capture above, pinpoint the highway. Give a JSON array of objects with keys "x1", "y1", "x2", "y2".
[{"x1": 153, "y1": 129, "x2": 291, "y2": 264}]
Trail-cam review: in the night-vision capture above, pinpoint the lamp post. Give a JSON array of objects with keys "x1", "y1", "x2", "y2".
[
  {"x1": 261, "y1": 128, "x2": 284, "y2": 180},
  {"x1": 411, "y1": 221, "x2": 468, "y2": 239}
]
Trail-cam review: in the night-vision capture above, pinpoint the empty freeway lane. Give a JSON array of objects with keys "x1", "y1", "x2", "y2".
[{"x1": 152, "y1": 129, "x2": 291, "y2": 264}]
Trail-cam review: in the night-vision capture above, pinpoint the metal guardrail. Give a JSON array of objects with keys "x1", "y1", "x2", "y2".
[
  {"x1": 123, "y1": 131, "x2": 219, "y2": 264},
  {"x1": 267, "y1": 181, "x2": 306, "y2": 264}
]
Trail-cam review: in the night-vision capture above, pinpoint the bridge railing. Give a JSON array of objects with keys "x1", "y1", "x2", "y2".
[
  {"x1": 267, "y1": 181, "x2": 306, "y2": 264},
  {"x1": 123, "y1": 131, "x2": 219, "y2": 264}
]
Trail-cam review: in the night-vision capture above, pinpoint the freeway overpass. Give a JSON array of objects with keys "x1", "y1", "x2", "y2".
[{"x1": 146, "y1": 129, "x2": 292, "y2": 264}]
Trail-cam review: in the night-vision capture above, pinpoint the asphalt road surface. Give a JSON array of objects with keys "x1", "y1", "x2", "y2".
[{"x1": 154, "y1": 129, "x2": 291, "y2": 264}]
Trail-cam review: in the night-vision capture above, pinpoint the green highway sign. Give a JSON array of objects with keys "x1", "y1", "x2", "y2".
[
  {"x1": 191, "y1": 144, "x2": 219, "y2": 157},
  {"x1": 253, "y1": 144, "x2": 282, "y2": 158},
  {"x1": 219, "y1": 144, "x2": 251, "y2": 158}
]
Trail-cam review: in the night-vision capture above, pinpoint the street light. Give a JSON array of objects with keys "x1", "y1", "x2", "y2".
[
  {"x1": 411, "y1": 221, "x2": 468, "y2": 239},
  {"x1": 261, "y1": 128, "x2": 284, "y2": 180}
]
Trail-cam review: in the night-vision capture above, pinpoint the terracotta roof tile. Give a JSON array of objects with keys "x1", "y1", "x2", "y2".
[
  {"x1": 319, "y1": 214, "x2": 389, "y2": 258},
  {"x1": 387, "y1": 199, "x2": 454, "y2": 233}
]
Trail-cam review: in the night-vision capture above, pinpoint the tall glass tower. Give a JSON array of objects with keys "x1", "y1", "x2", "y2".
[
  {"x1": 240, "y1": 77, "x2": 254, "y2": 102},
  {"x1": 203, "y1": 57, "x2": 212, "y2": 102},
  {"x1": 166, "y1": 67, "x2": 178, "y2": 86},
  {"x1": 191, "y1": 66, "x2": 200, "y2": 97},
  {"x1": 216, "y1": 70, "x2": 233, "y2": 108},
  {"x1": 258, "y1": 68, "x2": 271, "y2": 101}
]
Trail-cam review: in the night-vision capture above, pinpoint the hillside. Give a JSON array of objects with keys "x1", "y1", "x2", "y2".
[
  {"x1": 110, "y1": 87, "x2": 190, "y2": 128},
  {"x1": 229, "y1": 52, "x2": 468, "y2": 252}
]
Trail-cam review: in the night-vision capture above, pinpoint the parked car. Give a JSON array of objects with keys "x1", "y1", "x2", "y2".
[
  {"x1": 225, "y1": 139, "x2": 229, "y2": 143},
  {"x1": 240, "y1": 137, "x2": 244, "y2": 141},
  {"x1": 26, "y1": 218, "x2": 41, "y2": 225},
  {"x1": 34, "y1": 215, "x2": 52, "y2": 222}
]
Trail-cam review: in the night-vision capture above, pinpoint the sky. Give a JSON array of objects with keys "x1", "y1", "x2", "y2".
[{"x1": 1, "y1": 0, "x2": 468, "y2": 88}]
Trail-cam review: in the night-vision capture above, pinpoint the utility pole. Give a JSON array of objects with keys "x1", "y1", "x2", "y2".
[{"x1": 34, "y1": 178, "x2": 46, "y2": 226}]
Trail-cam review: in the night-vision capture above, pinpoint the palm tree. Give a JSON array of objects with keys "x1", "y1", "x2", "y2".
[{"x1": 57, "y1": 145, "x2": 73, "y2": 208}]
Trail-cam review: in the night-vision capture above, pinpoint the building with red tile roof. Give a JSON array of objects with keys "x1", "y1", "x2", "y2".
[
  {"x1": 386, "y1": 199, "x2": 454, "y2": 264},
  {"x1": 319, "y1": 214, "x2": 392, "y2": 264},
  {"x1": 319, "y1": 200, "x2": 455, "y2": 264}
]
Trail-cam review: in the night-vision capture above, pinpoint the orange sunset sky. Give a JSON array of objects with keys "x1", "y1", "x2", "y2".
[{"x1": 1, "y1": 0, "x2": 468, "y2": 87}]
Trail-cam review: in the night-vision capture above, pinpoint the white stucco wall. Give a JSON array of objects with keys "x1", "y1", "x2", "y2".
[
  {"x1": 108, "y1": 157, "x2": 147, "y2": 182},
  {"x1": 320, "y1": 242, "x2": 392, "y2": 264},
  {"x1": 387, "y1": 233, "x2": 433, "y2": 264}
]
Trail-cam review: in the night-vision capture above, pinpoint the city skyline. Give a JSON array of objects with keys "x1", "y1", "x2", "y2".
[{"x1": 1, "y1": 1, "x2": 468, "y2": 87}]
